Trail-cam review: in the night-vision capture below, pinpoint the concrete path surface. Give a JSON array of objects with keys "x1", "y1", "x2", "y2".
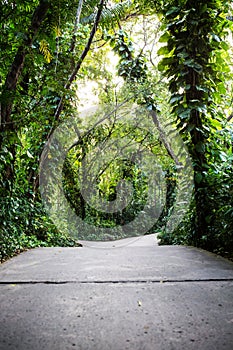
[{"x1": 0, "y1": 234, "x2": 233, "y2": 350}]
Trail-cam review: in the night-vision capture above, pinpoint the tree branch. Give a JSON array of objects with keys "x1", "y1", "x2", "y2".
[
  {"x1": 150, "y1": 110, "x2": 182, "y2": 166},
  {"x1": 54, "y1": 0, "x2": 105, "y2": 122},
  {"x1": 227, "y1": 113, "x2": 233, "y2": 122},
  {"x1": 69, "y1": 0, "x2": 84, "y2": 53}
]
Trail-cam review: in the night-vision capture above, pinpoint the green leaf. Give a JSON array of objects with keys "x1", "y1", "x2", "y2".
[
  {"x1": 27, "y1": 150, "x2": 34, "y2": 159},
  {"x1": 157, "y1": 46, "x2": 169, "y2": 56},
  {"x1": 210, "y1": 33, "x2": 221, "y2": 42},
  {"x1": 166, "y1": 7, "x2": 181, "y2": 16},
  {"x1": 186, "y1": 124, "x2": 195, "y2": 132},
  {"x1": 158, "y1": 57, "x2": 174, "y2": 70},
  {"x1": 195, "y1": 172, "x2": 203, "y2": 184},
  {"x1": 170, "y1": 94, "x2": 183, "y2": 104},
  {"x1": 159, "y1": 32, "x2": 171, "y2": 43},
  {"x1": 195, "y1": 142, "x2": 205, "y2": 153},
  {"x1": 179, "y1": 109, "x2": 191, "y2": 119},
  {"x1": 220, "y1": 41, "x2": 229, "y2": 51},
  {"x1": 217, "y1": 83, "x2": 226, "y2": 95},
  {"x1": 177, "y1": 51, "x2": 189, "y2": 59},
  {"x1": 209, "y1": 119, "x2": 222, "y2": 130}
]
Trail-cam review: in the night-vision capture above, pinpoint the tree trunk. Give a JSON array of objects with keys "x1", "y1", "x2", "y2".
[
  {"x1": 0, "y1": 0, "x2": 50, "y2": 189},
  {"x1": 0, "y1": 0, "x2": 50, "y2": 131},
  {"x1": 187, "y1": 71, "x2": 208, "y2": 246}
]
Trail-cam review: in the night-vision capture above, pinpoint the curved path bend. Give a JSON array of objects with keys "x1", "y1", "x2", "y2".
[{"x1": 0, "y1": 235, "x2": 233, "y2": 350}]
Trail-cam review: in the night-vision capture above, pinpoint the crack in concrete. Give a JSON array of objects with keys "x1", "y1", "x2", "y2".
[{"x1": 1, "y1": 278, "x2": 233, "y2": 285}]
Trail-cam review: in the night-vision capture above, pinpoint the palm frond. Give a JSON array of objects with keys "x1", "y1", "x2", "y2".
[{"x1": 81, "y1": 0, "x2": 133, "y2": 26}]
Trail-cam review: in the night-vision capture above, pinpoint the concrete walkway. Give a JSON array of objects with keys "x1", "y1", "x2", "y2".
[{"x1": 0, "y1": 235, "x2": 233, "y2": 350}]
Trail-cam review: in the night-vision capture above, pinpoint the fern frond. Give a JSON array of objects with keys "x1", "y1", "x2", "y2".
[{"x1": 39, "y1": 39, "x2": 52, "y2": 63}]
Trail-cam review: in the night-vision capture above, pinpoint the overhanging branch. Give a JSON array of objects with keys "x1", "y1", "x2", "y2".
[{"x1": 54, "y1": 0, "x2": 105, "y2": 122}]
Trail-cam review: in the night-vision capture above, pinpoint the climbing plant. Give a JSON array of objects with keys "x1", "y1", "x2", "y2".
[{"x1": 157, "y1": 0, "x2": 233, "y2": 250}]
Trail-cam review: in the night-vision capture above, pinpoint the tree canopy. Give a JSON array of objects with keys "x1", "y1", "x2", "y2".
[{"x1": 0, "y1": 0, "x2": 232, "y2": 261}]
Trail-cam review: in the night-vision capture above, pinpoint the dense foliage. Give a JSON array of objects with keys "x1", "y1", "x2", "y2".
[
  {"x1": 0, "y1": 0, "x2": 232, "y2": 261},
  {"x1": 156, "y1": 0, "x2": 233, "y2": 257}
]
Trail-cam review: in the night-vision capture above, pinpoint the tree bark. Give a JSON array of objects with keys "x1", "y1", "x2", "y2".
[{"x1": 186, "y1": 71, "x2": 208, "y2": 246}]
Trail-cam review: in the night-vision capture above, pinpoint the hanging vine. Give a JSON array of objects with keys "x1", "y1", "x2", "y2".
[{"x1": 159, "y1": 0, "x2": 232, "y2": 245}]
